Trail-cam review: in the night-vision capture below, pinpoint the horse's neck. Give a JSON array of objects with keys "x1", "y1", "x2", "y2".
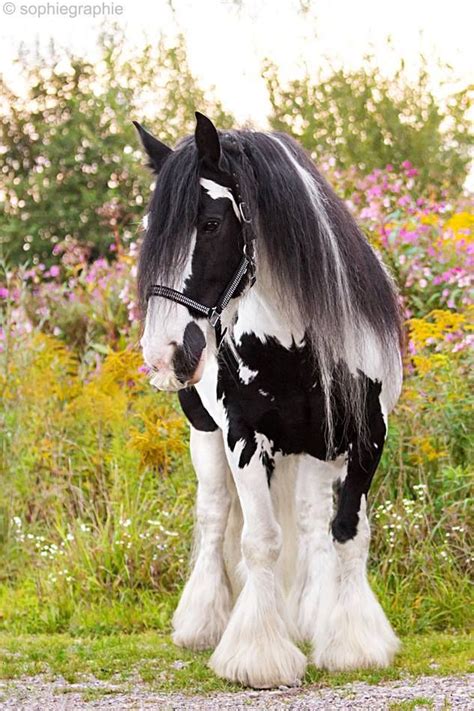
[{"x1": 231, "y1": 275, "x2": 304, "y2": 350}]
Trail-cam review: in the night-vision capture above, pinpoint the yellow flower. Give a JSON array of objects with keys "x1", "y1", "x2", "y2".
[
  {"x1": 444, "y1": 211, "x2": 474, "y2": 236},
  {"x1": 408, "y1": 310, "x2": 467, "y2": 350},
  {"x1": 129, "y1": 409, "x2": 186, "y2": 470}
]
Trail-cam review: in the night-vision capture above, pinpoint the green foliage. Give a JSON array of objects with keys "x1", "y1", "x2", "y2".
[
  {"x1": 0, "y1": 31, "x2": 234, "y2": 263},
  {"x1": 264, "y1": 57, "x2": 473, "y2": 195},
  {"x1": 0, "y1": 329, "x2": 193, "y2": 632}
]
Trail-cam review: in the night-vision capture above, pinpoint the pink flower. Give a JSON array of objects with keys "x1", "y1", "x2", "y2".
[
  {"x1": 398, "y1": 195, "x2": 412, "y2": 208},
  {"x1": 49, "y1": 265, "x2": 60, "y2": 278},
  {"x1": 0, "y1": 287, "x2": 9, "y2": 299}
]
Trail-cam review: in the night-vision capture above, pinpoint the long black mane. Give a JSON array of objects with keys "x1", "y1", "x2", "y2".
[{"x1": 139, "y1": 129, "x2": 402, "y2": 447}]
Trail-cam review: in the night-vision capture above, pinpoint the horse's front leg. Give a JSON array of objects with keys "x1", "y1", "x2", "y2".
[
  {"x1": 172, "y1": 425, "x2": 233, "y2": 650},
  {"x1": 209, "y1": 435, "x2": 306, "y2": 689},
  {"x1": 313, "y1": 407, "x2": 400, "y2": 670}
]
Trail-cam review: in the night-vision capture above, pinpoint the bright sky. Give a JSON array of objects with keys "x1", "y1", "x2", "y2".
[{"x1": 1, "y1": 0, "x2": 472, "y2": 126}]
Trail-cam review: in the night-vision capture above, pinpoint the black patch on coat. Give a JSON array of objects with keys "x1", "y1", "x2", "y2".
[
  {"x1": 173, "y1": 322, "x2": 206, "y2": 384},
  {"x1": 178, "y1": 387, "x2": 218, "y2": 432},
  {"x1": 217, "y1": 334, "x2": 349, "y2": 464},
  {"x1": 331, "y1": 382, "x2": 386, "y2": 543},
  {"x1": 260, "y1": 449, "x2": 275, "y2": 485}
]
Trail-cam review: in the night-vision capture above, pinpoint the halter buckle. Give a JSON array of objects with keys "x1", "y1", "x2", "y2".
[{"x1": 208, "y1": 308, "x2": 221, "y2": 328}]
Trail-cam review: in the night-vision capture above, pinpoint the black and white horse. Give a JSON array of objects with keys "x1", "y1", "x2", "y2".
[{"x1": 134, "y1": 113, "x2": 403, "y2": 689}]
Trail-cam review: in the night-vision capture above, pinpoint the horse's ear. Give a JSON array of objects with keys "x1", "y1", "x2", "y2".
[
  {"x1": 194, "y1": 112, "x2": 221, "y2": 168},
  {"x1": 133, "y1": 121, "x2": 172, "y2": 174}
]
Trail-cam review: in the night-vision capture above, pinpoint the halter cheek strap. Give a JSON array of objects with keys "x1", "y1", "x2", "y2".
[
  {"x1": 147, "y1": 254, "x2": 252, "y2": 328},
  {"x1": 146, "y1": 167, "x2": 256, "y2": 330}
]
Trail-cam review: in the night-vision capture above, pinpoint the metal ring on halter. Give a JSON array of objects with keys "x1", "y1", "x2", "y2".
[{"x1": 238, "y1": 201, "x2": 252, "y2": 224}]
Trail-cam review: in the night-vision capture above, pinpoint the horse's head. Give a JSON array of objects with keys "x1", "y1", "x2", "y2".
[{"x1": 134, "y1": 113, "x2": 250, "y2": 391}]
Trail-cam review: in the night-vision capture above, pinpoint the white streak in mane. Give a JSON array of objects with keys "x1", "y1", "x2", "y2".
[
  {"x1": 200, "y1": 178, "x2": 241, "y2": 221},
  {"x1": 270, "y1": 136, "x2": 352, "y2": 319}
]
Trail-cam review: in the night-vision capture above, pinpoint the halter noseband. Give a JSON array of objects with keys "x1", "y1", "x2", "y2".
[{"x1": 146, "y1": 165, "x2": 256, "y2": 331}]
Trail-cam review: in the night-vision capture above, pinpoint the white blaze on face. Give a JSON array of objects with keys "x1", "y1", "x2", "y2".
[
  {"x1": 140, "y1": 228, "x2": 198, "y2": 384},
  {"x1": 200, "y1": 178, "x2": 241, "y2": 220}
]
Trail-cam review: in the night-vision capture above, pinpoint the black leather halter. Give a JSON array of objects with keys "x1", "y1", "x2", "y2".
[{"x1": 146, "y1": 170, "x2": 256, "y2": 330}]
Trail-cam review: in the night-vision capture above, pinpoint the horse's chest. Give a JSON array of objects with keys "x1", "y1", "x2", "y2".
[{"x1": 196, "y1": 336, "x2": 333, "y2": 461}]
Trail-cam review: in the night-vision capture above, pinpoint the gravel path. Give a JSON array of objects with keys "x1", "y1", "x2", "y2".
[{"x1": 0, "y1": 674, "x2": 472, "y2": 710}]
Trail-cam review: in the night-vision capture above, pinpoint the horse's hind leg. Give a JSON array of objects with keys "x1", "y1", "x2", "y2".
[
  {"x1": 172, "y1": 426, "x2": 233, "y2": 650},
  {"x1": 312, "y1": 408, "x2": 400, "y2": 670}
]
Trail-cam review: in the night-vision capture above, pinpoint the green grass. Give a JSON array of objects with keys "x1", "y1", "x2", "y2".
[
  {"x1": 388, "y1": 700, "x2": 434, "y2": 710},
  {"x1": 0, "y1": 632, "x2": 471, "y2": 695}
]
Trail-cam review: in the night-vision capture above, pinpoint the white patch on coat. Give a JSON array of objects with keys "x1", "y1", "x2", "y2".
[
  {"x1": 239, "y1": 364, "x2": 258, "y2": 384},
  {"x1": 195, "y1": 351, "x2": 228, "y2": 430},
  {"x1": 142, "y1": 212, "x2": 149, "y2": 229},
  {"x1": 233, "y1": 281, "x2": 304, "y2": 350},
  {"x1": 200, "y1": 178, "x2": 240, "y2": 221}
]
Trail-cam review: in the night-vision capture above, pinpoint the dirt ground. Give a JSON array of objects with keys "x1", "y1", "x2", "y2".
[{"x1": 0, "y1": 673, "x2": 472, "y2": 710}]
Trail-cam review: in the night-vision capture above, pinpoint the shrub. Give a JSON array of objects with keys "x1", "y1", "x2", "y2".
[
  {"x1": 265, "y1": 57, "x2": 473, "y2": 196},
  {"x1": 0, "y1": 32, "x2": 234, "y2": 264}
]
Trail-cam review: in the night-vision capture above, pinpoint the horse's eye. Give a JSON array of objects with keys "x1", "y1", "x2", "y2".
[{"x1": 203, "y1": 219, "x2": 220, "y2": 233}]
